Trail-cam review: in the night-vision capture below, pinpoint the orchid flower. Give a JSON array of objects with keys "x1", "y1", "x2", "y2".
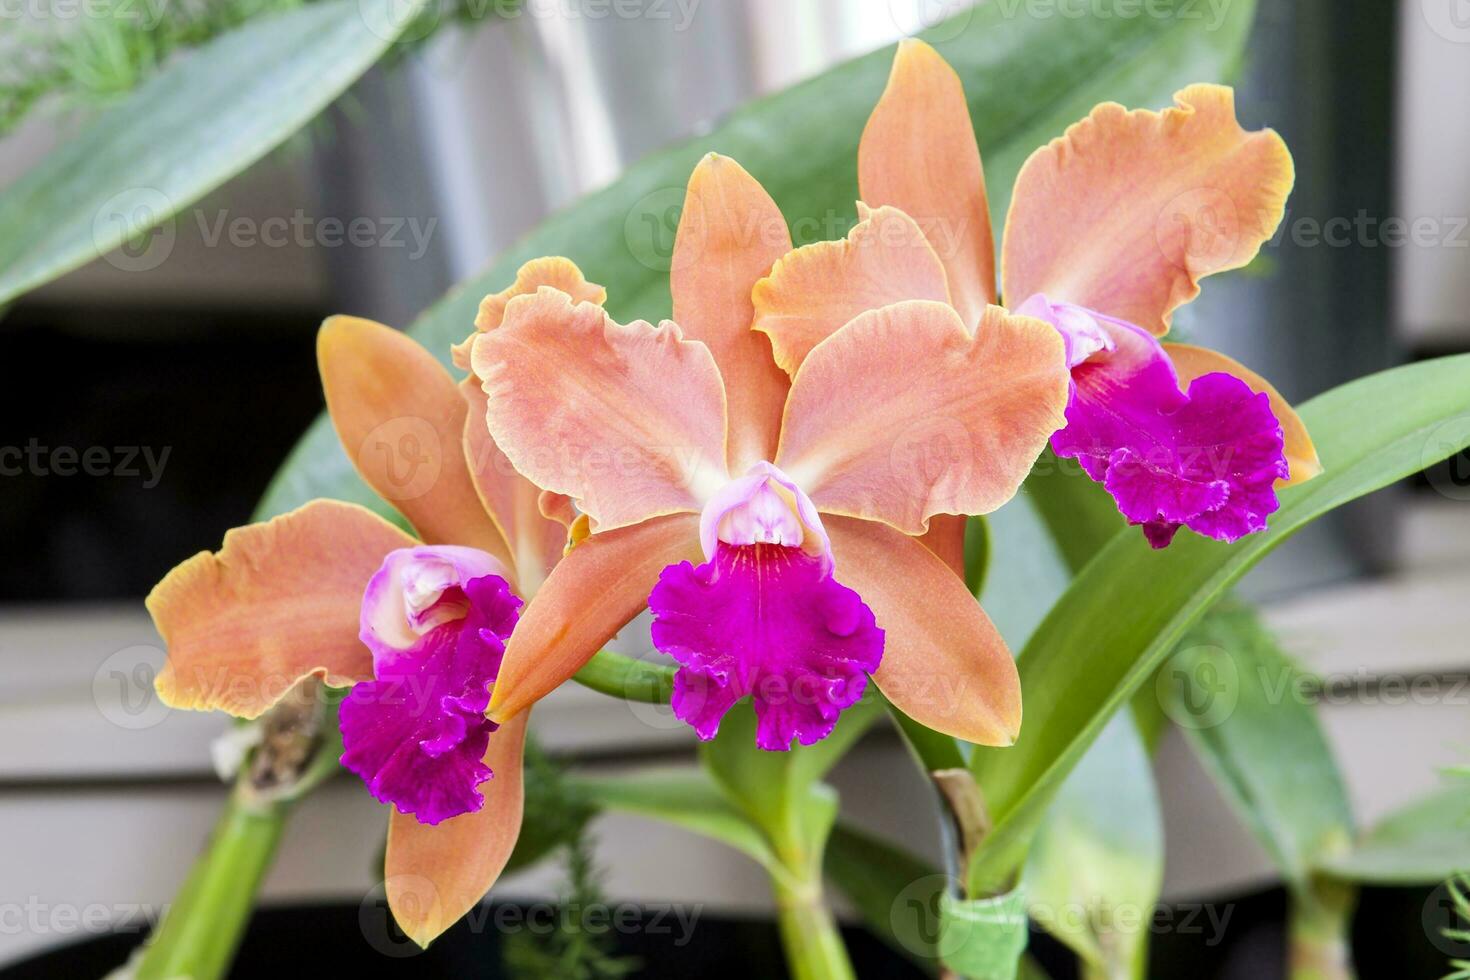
[
  {"x1": 753, "y1": 40, "x2": 1321, "y2": 551},
  {"x1": 466, "y1": 153, "x2": 1070, "y2": 751},
  {"x1": 145, "y1": 315, "x2": 569, "y2": 944}
]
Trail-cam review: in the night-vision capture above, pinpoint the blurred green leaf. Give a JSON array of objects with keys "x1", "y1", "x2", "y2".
[
  {"x1": 259, "y1": 0, "x2": 1262, "y2": 519},
  {"x1": 503, "y1": 738, "x2": 599, "y2": 876},
  {"x1": 1023, "y1": 714, "x2": 1162, "y2": 978},
  {"x1": 1163, "y1": 603, "x2": 1354, "y2": 893},
  {"x1": 968, "y1": 354, "x2": 1470, "y2": 894},
  {"x1": 988, "y1": 488, "x2": 1165, "y2": 978},
  {"x1": 0, "y1": 0, "x2": 409, "y2": 306},
  {"x1": 1319, "y1": 784, "x2": 1470, "y2": 885},
  {"x1": 825, "y1": 822, "x2": 943, "y2": 972},
  {"x1": 571, "y1": 768, "x2": 777, "y2": 871},
  {"x1": 964, "y1": 515, "x2": 991, "y2": 598},
  {"x1": 698, "y1": 697, "x2": 880, "y2": 838},
  {"x1": 939, "y1": 887, "x2": 1030, "y2": 979}
]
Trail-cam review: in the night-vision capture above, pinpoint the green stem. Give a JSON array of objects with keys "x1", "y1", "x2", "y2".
[
  {"x1": 771, "y1": 875, "x2": 856, "y2": 980},
  {"x1": 1288, "y1": 879, "x2": 1357, "y2": 980},
  {"x1": 572, "y1": 648, "x2": 675, "y2": 703},
  {"x1": 133, "y1": 790, "x2": 290, "y2": 980}
]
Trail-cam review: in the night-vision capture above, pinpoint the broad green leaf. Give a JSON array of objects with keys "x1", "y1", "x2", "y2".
[
  {"x1": 1023, "y1": 714, "x2": 1162, "y2": 977},
  {"x1": 968, "y1": 354, "x2": 1470, "y2": 893},
  {"x1": 1163, "y1": 603, "x2": 1353, "y2": 892},
  {"x1": 824, "y1": 823, "x2": 943, "y2": 972},
  {"x1": 1319, "y1": 783, "x2": 1470, "y2": 885},
  {"x1": 988, "y1": 496, "x2": 1163, "y2": 978},
  {"x1": 258, "y1": 0, "x2": 1260, "y2": 519},
  {"x1": 571, "y1": 768, "x2": 777, "y2": 871},
  {"x1": 0, "y1": 0, "x2": 411, "y2": 306}
]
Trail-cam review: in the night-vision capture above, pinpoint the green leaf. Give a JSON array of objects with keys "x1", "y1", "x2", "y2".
[
  {"x1": 939, "y1": 888, "x2": 1031, "y2": 980},
  {"x1": 989, "y1": 489, "x2": 1164, "y2": 978},
  {"x1": 1319, "y1": 784, "x2": 1470, "y2": 885},
  {"x1": 571, "y1": 768, "x2": 777, "y2": 871},
  {"x1": 698, "y1": 697, "x2": 881, "y2": 837},
  {"x1": 968, "y1": 354, "x2": 1470, "y2": 894},
  {"x1": 1162, "y1": 603, "x2": 1354, "y2": 893},
  {"x1": 0, "y1": 0, "x2": 409, "y2": 306},
  {"x1": 258, "y1": 0, "x2": 1260, "y2": 519},
  {"x1": 502, "y1": 738, "x2": 598, "y2": 876},
  {"x1": 1023, "y1": 714, "x2": 1162, "y2": 977},
  {"x1": 824, "y1": 822, "x2": 943, "y2": 972},
  {"x1": 964, "y1": 515, "x2": 991, "y2": 598}
]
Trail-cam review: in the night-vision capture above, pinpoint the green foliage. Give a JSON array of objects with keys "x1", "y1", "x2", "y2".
[
  {"x1": 1443, "y1": 875, "x2": 1470, "y2": 980},
  {"x1": 1320, "y1": 782, "x2": 1470, "y2": 885},
  {"x1": 501, "y1": 831, "x2": 639, "y2": 980},
  {"x1": 0, "y1": 0, "x2": 412, "y2": 306},
  {"x1": 1165, "y1": 602, "x2": 1354, "y2": 892},
  {"x1": 1, "y1": 0, "x2": 311, "y2": 133},
  {"x1": 504, "y1": 737, "x2": 599, "y2": 876},
  {"x1": 969, "y1": 354, "x2": 1470, "y2": 895}
]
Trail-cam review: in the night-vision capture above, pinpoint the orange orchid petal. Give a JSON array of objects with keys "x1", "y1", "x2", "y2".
[
  {"x1": 471, "y1": 289, "x2": 728, "y2": 531},
  {"x1": 384, "y1": 711, "x2": 530, "y2": 947},
  {"x1": 488, "y1": 514, "x2": 703, "y2": 721},
  {"x1": 775, "y1": 301, "x2": 1068, "y2": 533},
  {"x1": 919, "y1": 514, "x2": 968, "y2": 579},
  {"x1": 672, "y1": 154, "x2": 792, "y2": 471},
  {"x1": 1001, "y1": 84, "x2": 1294, "y2": 335},
  {"x1": 460, "y1": 377, "x2": 569, "y2": 596},
  {"x1": 539, "y1": 490, "x2": 576, "y2": 528},
  {"x1": 859, "y1": 39, "x2": 995, "y2": 330},
  {"x1": 1164, "y1": 342, "x2": 1322, "y2": 488},
  {"x1": 147, "y1": 500, "x2": 414, "y2": 718},
  {"x1": 318, "y1": 316, "x2": 513, "y2": 570},
  {"x1": 450, "y1": 257, "x2": 606, "y2": 370},
  {"x1": 827, "y1": 516, "x2": 1020, "y2": 745},
  {"x1": 752, "y1": 204, "x2": 951, "y2": 375}
]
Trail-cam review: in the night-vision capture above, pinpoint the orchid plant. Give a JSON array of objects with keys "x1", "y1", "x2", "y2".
[{"x1": 113, "y1": 23, "x2": 1470, "y2": 980}]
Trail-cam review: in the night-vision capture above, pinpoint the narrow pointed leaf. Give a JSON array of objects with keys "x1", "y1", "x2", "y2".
[
  {"x1": 1319, "y1": 783, "x2": 1470, "y2": 885},
  {"x1": 0, "y1": 0, "x2": 411, "y2": 306},
  {"x1": 969, "y1": 354, "x2": 1470, "y2": 893},
  {"x1": 1163, "y1": 604, "x2": 1354, "y2": 892}
]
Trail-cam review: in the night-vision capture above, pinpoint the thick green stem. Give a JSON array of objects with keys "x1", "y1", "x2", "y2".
[
  {"x1": 1288, "y1": 879, "x2": 1357, "y2": 980},
  {"x1": 571, "y1": 648, "x2": 675, "y2": 703},
  {"x1": 771, "y1": 875, "x2": 856, "y2": 980},
  {"x1": 133, "y1": 791, "x2": 290, "y2": 980},
  {"x1": 132, "y1": 683, "x2": 336, "y2": 979}
]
